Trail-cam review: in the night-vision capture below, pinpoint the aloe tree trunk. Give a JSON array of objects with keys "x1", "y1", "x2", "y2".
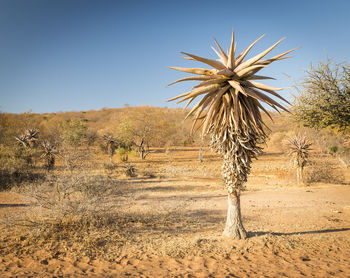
[
  {"x1": 199, "y1": 147, "x2": 203, "y2": 162},
  {"x1": 296, "y1": 167, "x2": 303, "y2": 184},
  {"x1": 223, "y1": 189, "x2": 247, "y2": 239},
  {"x1": 300, "y1": 166, "x2": 304, "y2": 184},
  {"x1": 296, "y1": 167, "x2": 300, "y2": 184}
]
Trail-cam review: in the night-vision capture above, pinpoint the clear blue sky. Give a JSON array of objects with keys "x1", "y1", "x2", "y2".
[{"x1": 1, "y1": 0, "x2": 349, "y2": 113}]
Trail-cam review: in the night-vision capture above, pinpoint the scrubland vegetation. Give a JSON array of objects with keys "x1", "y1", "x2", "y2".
[
  {"x1": 0, "y1": 61, "x2": 349, "y2": 277},
  {"x1": 0, "y1": 105, "x2": 349, "y2": 276}
]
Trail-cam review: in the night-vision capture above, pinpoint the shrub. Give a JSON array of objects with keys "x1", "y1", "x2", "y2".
[
  {"x1": 305, "y1": 157, "x2": 345, "y2": 184},
  {"x1": 0, "y1": 144, "x2": 42, "y2": 190},
  {"x1": 117, "y1": 147, "x2": 127, "y2": 156},
  {"x1": 329, "y1": 145, "x2": 338, "y2": 156},
  {"x1": 60, "y1": 146, "x2": 91, "y2": 172},
  {"x1": 338, "y1": 147, "x2": 350, "y2": 168},
  {"x1": 4, "y1": 173, "x2": 124, "y2": 260},
  {"x1": 60, "y1": 119, "x2": 88, "y2": 147},
  {"x1": 117, "y1": 147, "x2": 136, "y2": 161}
]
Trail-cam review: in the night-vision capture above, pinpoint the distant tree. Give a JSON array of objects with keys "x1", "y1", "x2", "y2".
[
  {"x1": 294, "y1": 60, "x2": 350, "y2": 134},
  {"x1": 103, "y1": 134, "x2": 117, "y2": 163},
  {"x1": 135, "y1": 137, "x2": 151, "y2": 160},
  {"x1": 116, "y1": 110, "x2": 158, "y2": 160},
  {"x1": 60, "y1": 119, "x2": 88, "y2": 148},
  {"x1": 116, "y1": 116, "x2": 137, "y2": 147},
  {"x1": 58, "y1": 120, "x2": 90, "y2": 171}
]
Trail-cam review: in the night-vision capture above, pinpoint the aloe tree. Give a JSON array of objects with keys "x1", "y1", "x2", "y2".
[
  {"x1": 24, "y1": 129, "x2": 39, "y2": 148},
  {"x1": 40, "y1": 140, "x2": 57, "y2": 170},
  {"x1": 168, "y1": 29, "x2": 296, "y2": 239},
  {"x1": 15, "y1": 134, "x2": 29, "y2": 148},
  {"x1": 14, "y1": 129, "x2": 39, "y2": 165},
  {"x1": 15, "y1": 128, "x2": 39, "y2": 148},
  {"x1": 287, "y1": 135, "x2": 312, "y2": 184}
]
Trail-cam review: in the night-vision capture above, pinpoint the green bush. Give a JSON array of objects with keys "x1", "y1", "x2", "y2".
[
  {"x1": 117, "y1": 147, "x2": 127, "y2": 155},
  {"x1": 128, "y1": 149, "x2": 138, "y2": 157},
  {"x1": 117, "y1": 147, "x2": 137, "y2": 161},
  {"x1": 60, "y1": 119, "x2": 88, "y2": 147},
  {"x1": 329, "y1": 145, "x2": 338, "y2": 156}
]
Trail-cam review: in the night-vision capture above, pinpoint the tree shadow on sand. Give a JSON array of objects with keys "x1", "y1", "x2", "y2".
[
  {"x1": 0, "y1": 203, "x2": 31, "y2": 208},
  {"x1": 248, "y1": 228, "x2": 350, "y2": 237}
]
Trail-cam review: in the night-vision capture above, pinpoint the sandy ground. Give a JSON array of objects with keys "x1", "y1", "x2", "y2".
[{"x1": 0, "y1": 150, "x2": 350, "y2": 277}]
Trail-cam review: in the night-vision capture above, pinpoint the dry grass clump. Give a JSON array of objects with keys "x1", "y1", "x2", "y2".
[
  {"x1": 1, "y1": 171, "x2": 227, "y2": 261},
  {"x1": 4, "y1": 211, "x2": 123, "y2": 259},
  {"x1": 102, "y1": 161, "x2": 119, "y2": 174},
  {"x1": 163, "y1": 162, "x2": 221, "y2": 180},
  {"x1": 102, "y1": 162, "x2": 138, "y2": 177},
  {"x1": 2, "y1": 207, "x2": 226, "y2": 261},
  {"x1": 2, "y1": 173, "x2": 122, "y2": 259}
]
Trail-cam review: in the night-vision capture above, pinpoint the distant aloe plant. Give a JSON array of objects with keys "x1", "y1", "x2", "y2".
[
  {"x1": 40, "y1": 140, "x2": 57, "y2": 170},
  {"x1": 15, "y1": 128, "x2": 39, "y2": 148},
  {"x1": 15, "y1": 134, "x2": 29, "y2": 148},
  {"x1": 14, "y1": 128, "x2": 40, "y2": 165},
  {"x1": 287, "y1": 135, "x2": 312, "y2": 184},
  {"x1": 168, "y1": 29, "x2": 296, "y2": 239},
  {"x1": 24, "y1": 129, "x2": 39, "y2": 148}
]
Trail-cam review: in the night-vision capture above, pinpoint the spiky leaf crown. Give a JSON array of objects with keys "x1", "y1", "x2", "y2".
[
  {"x1": 168, "y1": 29, "x2": 297, "y2": 137},
  {"x1": 287, "y1": 135, "x2": 312, "y2": 156}
]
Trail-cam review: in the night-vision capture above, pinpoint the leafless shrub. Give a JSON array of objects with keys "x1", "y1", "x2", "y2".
[
  {"x1": 25, "y1": 173, "x2": 108, "y2": 211},
  {"x1": 301, "y1": 128, "x2": 341, "y2": 153},
  {"x1": 337, "y1": 147, "x2": 350, "y2": 168},
  {"x1": 60, "y1": 146, "x2": 91, "y2": 172},
  {"x1": 1, "y1": 172, "x2": 125, "y2": 259},
  {"x1": 304, "y1": 156, "x2": 345, "y2": 184},
  {"x1": 338, "y1": 155, "x2": 350, "y2": 168}
]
